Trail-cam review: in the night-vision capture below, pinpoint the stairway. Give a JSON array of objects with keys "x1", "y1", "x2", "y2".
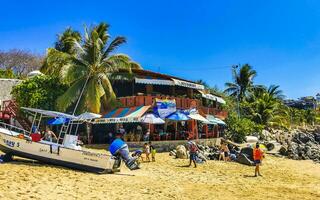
[{"x1": 0, "y1": 100, "x2": 31, "y2": 131}]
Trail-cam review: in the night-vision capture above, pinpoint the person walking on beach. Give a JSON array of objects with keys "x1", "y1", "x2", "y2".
[
  {"x1": 143, "y1": 143, "x2": 150, "y2": 162},
  {"x1": 253, "y1": 143, "x2": 264, "y2": 177},
  {"x1": 149, "y1": 141, "x2": 156, "y2": 162},
  {"x1": 187, "y1": 138, "x2": 198, "y2": 168}
]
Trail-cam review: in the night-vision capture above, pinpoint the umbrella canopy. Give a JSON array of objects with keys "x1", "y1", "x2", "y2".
[
  {"x1": 188, "y1": 113, "x2": 210, "y2": 123},
  {"x1": 141, "y1": 113, "x2": 165, "y2": 124},
  {"x1": 206, "y1": 115, "x2": 226, "y2": 125},
  {"x1": 47, "y1": 117, "x2": 69, "y2": 125},
  {"x1": 77, "y1": 112, "x2": 102, "y2": 120},
  {"x1": 166, "y1": 111, "x2": 190, "y2": 121}
]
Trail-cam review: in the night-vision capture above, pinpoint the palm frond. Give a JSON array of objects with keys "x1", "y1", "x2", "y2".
[
  {"x1": 56, "y1": 77, "x2": 86, "y2": 111},
  {"x1": 104, "y1": 36, "x2": 126, "y2": 58}
]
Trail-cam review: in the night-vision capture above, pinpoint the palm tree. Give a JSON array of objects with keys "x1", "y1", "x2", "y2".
[
  {"x1": 41, "y1": 28, "x2": 82, "y2": 76},
  {"x1": 46, "y1": 23, "x2": 141, "y2": 114},
  {"x1": 196, "y1": 79, "x2": 209, "y2": 89},
  {"x1": 243, "y1": 84, "x2": 289, "y2": 128},
  {"x1": 54, "y1": 27, "x2": 82, "y2": 54},
  {"x1": 224, "y1": 64, "x2": 257, "y2": 101},
  {"x1": 267, "y1": 85, "x2": 285, "y2": 100}
]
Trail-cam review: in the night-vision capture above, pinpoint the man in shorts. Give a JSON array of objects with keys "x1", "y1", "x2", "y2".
[
  {"x1": 187, "y1": 138, "x2": 198, "y2": 168},
  {"x1": 253, "y1": 143, "x2": 264, "y2": 177}
]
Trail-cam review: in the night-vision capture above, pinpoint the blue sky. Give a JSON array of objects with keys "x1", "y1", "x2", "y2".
[{"x1": 1, "y1": 0, "x2": 320, "y2": 99}]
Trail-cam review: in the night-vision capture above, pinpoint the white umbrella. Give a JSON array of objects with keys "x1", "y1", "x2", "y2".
[{"x1": 141, "y1": 113, "x2": 165, "y2": 124}]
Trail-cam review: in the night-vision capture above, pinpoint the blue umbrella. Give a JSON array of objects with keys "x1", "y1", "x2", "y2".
[
  {"x1": 165, "y1": 111, "x2": 190, "y2": 121},
  {"x1": 47, "y1": 117, "x2": 69, "y2": 125}
]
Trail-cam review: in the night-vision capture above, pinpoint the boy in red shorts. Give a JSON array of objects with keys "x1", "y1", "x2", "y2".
[{"x1": 253, "y1": 143, "x2": 264, "y2": 177}]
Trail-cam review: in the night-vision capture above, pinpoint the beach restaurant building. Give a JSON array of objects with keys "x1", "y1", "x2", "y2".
[{"x1": 91, "y1": 69, "x2": 227, "y2": 144}]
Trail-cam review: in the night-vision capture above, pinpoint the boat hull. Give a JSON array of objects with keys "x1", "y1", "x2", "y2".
[{"x1": 0, "y1": 131, "x2": 115, "y2": 173}]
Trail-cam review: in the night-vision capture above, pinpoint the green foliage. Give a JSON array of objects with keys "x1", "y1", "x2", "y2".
[
  {"x1": 225, "y1": 112, "x2": 263, "y2": 143},
  {"x1": 0, "y1": 69, "x2": 16, "y2": 78},
  {"x1": 224, "y1": 64, "x2": 318, "y2": 135},
  {"x1": 11, "y1": 75, "x2": 67, "y2": 110},
  {"x1": 224, "y1": 64, "x2": 257, "y2": 101},
  {"x1": 41, "y1": 22, "x2": 141, "y2": 114}
]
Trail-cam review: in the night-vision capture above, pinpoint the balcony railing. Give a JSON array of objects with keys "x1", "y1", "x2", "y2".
[{"x1": 118, "y1": 95, "x2": 228, "y2": 119}]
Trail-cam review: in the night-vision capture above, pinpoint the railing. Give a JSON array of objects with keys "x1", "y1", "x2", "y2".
[
  {"x1": 119, "y1": 95, "x2": 202, "y2": 109},
  {"x1": 198, "y1": 106, "x2": 228, "y2": 119},
  {"x1": 0, "y1": 122, "x2": 30, "y2": 136},
  {"x1": 118, "y1": 95, "x2": 228, "y2": 119},
  {"x1": 0, "y1": 100, "x2": 31, "y2": 130}
]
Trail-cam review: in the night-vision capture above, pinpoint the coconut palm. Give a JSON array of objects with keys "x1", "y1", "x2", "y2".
[
  {"x1": 224, "y1": 64, "x2": 257, "y2": 101},
  {"x1": 243, "y1": 84, "x2": 289, "y2": 128},
  {"x1": 41, "y1": 28, "x2": 82, "y2": 76},
  {"x1": 55, "y1": 27, "x2": 82, "y2": 54},
  {"x1": 249, "y1": 84, "x2": 285, "y2": 102},
  {"x1": 46, "y1": 23, "x2": 141, "y2": 114},
  {"x1": 267, "y1": 85, "x2": 285, "y2": 100}
]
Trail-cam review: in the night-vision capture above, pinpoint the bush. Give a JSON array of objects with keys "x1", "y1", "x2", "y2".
[
  {"x1": 11, "y1": 75, "x2": 67, "y2": 110},
  {"x1": 225, "y1": 112, "x2": 263, "y2": 143},
  {"x1": 0, "y1": 69, "x2": 16, "y2": 78}
]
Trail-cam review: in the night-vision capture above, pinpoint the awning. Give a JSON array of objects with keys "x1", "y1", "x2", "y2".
[
  {"x1": 77, "y1": 112, "x2": 102, "y2": 120},
  {"x1": 21, "y1": 107, "x2": 78, "y2": 119},
  {"x1": 198, "y1": 90, "x2": 226, "y2": 104},
  {"x1": 135, "y1": 78, "x2": 174, "y2": 86},
  {"x1": 172, "y1": 78, "x2": 205, "y2": 90},
  {"x1": 135, "y1": 77, "x2": 205, "y2": 91},
  {"x1": 216, "y1": 96, "x2": 226, "y2": 104},
  {"x1": 94, "y1": 106, "x2": 150, "y2": 124},
  {"x1": 206, "y1": 115, "x2": 226, "y2": 125},
  {"x1": 188, "y1": 113, "x2": 210, "y2": 123}
]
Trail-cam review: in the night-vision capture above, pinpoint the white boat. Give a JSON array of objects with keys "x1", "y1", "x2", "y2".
[{"x1": 0, "y1": 107, "x2": 124, "y2": 173}]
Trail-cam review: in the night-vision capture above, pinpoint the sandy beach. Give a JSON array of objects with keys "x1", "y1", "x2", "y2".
[{"x1": 0, "y1": 151, "x2": 320, "y2": 200}]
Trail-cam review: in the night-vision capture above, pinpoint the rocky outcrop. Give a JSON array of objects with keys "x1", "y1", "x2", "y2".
[{"x1": 273, "y1": 129, "x2": 320, "y2": 163}]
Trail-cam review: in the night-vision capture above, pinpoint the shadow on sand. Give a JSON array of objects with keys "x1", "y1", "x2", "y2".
[
  {"x1": 243, "y1": 174, "x2": 258, "y2": 178},
  {"x1": 176, "y1": 165, "x2": 192, "y2": 168},
  {"x1": 3, "y1": 158, "x2": 135, "y2": 176}
]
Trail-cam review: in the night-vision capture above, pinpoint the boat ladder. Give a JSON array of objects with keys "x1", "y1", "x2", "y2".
[{"x1": 57, "y1": 123, "x2": 69, "y2": 144}]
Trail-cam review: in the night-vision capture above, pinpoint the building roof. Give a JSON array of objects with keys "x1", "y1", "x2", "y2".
[{"x1": 122, "y1": 69, "x2": 198, "y2": 84}]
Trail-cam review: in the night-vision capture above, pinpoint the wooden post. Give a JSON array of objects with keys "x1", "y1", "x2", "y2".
[
  {"x1": 146, "y1": 85, "x2": 153, "y2": 95},
  {"x1": 195, "y1": 120, "x2": 198, "y2": 140},
  {"x1": 204, "y1": 124, "x2": 208, "y2": 139}
]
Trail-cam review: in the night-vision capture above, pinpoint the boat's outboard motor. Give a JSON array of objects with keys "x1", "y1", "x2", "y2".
[{"x1": 109, "y1": 139, "x2": 140, "y2": 170}]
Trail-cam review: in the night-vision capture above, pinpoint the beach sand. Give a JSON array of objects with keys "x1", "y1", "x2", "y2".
[{"x1": 0, "y1": 151, "x2": 320, "y2": 200}]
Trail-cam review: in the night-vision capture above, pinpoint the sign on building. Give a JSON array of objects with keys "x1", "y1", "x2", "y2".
[{"x1": 154, "y1": 98, "x2": 176, "y2": 118}]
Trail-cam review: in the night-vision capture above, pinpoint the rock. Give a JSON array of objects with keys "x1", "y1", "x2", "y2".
[
  {"x1": 315, "y1": 133, "x2": 320, "y2": 143},
  {"x1": 279, "y1": 146, "x2": 288, "y2": 156},
  {"x1": 237, "y1": 153, "x2": 254, "y2": 166},
  {"x1": 266, "y1": 143, "x2": 275, "y2": 151},
  {"x1": 169, "y1": 151, "x2": 176, "y2": 157},
  {"x1": 176, "y1": 145, "x2": 188, "y2": 159}
]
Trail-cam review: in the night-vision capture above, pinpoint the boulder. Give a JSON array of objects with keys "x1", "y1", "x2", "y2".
[
  {"x1": 237, "y1": 153, "x2": 254, "y2": 166},
  {"x1": 176, "y1": 145, "x2": 188, "y2": 159},
  {"x1": 279, "y1": 146, "x2": 288, "y2": 156},
  {"x1": 266, "y1": 143, "x2": 275, "y2": 151}
]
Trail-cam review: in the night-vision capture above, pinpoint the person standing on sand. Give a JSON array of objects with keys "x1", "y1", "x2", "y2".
[
  {"x1": 149, "y1": 141, "x2": 156, "y2": 162},
  {"x1": 219, "y1": 142, "x2": 230, "y2": 162},
  {"x1": 253, "y1": 143, "x2": 264, "y2": 177},
  {"x1": 187, "y1": 138, "x2": 198, "y2": 168},
  {"x1": 144, "y1": 143, "x2": 150, "y2": 162}
]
